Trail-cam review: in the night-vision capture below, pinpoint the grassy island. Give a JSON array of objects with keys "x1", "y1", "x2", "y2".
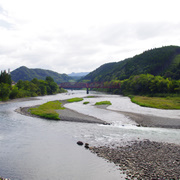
[
  {"x1": 29, "y1": 101, "x2": 65, "y2": 120},
  {"x1": 67, "y1": 97, "x2": 84, "y2": 102},
  {"x1": 95, "y1": 101, "x2": 112, "y2": 105}
]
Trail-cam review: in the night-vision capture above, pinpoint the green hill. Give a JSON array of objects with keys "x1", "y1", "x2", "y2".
[
  {"x1": 82, "y1": 46, "x2": 180, "y2": 82},
  {"x1": 11, "y1": 66, "x2": 73, "y2": 83}
]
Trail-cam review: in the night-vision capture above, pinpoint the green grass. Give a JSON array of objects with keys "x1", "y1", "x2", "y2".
[
  {"x1": 131, "y1": 96, "x2": 180, "y2": 109},
  {"x1": 85, "y1": 96, "x2": 96, "y2": 98},
  {"x1": 95, "y1": 101, "x2": 112, "y2": 105},
  {"x1": 83, "y1": 101, "x2": 90, "y2": 104},
  {"x1": 29, "y1": 101, "x2": 65, "y2": 120},
  {"x1": 67, "y1": 97, "x2": 84, "y2": 102}
]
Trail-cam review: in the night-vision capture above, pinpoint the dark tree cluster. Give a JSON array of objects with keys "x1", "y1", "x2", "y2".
[
  {"x1": 0, "y1": 70, "x2": 11, "y2": 85},
  {"x1": 10, "y1": 76, "x2": 62, "y2": 99},
  {"x1": 93, "y1": 74, "x2": 180, "y2": 96},
  {"x1": 119, "y1": 74, "x2": 180, "y2": 96},
  {"x1": 0, "y1": 71, "x2": 64, "y2": 101},
  {"x1": 0, "y1": 70, "x2": 12, "y2": 101}
]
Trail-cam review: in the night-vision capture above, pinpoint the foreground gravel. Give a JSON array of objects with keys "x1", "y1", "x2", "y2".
[{"x1": 90, "y1": 140, "x2": 180, "y2": 179}]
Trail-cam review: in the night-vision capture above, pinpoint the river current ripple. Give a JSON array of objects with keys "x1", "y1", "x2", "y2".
[{"x1": 0, "y1": 90, "x2": 180, "y2": 180}]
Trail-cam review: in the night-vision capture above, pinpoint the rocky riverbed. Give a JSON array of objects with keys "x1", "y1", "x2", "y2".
[{"x1": 90, "y1": 140, "x2": 180, "y2": 179}]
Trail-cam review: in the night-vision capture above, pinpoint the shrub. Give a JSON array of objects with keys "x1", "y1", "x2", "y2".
[{"x1": 83, "y1": 101, "x2": 89, "y2": 104}]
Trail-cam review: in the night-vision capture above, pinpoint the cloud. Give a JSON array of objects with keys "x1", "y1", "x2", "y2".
[
  {"x1": 0, "y1": 0, "x2": 180, "y2": 74},
  {"x1": 0, "y1": 19, "x2": 13, "y2": 29}
]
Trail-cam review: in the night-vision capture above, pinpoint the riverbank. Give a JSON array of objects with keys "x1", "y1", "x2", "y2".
[{"x1": 90, "y1": 140, "x2": 180, "y2": 179}]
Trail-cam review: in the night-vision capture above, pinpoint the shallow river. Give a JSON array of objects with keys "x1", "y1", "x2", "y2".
[{"x1": 0, "y1": 90, "x2": 180, "y2": 180}]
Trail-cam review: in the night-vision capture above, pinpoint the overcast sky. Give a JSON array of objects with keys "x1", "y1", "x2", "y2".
[{"x1": 0, "y1": 0, "x2": 180, "y2": 74}]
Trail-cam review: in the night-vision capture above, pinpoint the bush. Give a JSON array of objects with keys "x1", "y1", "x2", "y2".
[{"x1": 83, "y1": 101, "x2": 89, "y2": 104}]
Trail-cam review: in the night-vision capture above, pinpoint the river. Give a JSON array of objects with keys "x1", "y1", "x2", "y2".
[{"x1": 0, "y1": 90, "x2": 180, "y2": 180}]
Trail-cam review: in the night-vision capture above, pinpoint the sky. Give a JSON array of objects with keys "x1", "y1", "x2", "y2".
[{"x1": 0, "y1": 0, "x2": 180, "y2": 74}]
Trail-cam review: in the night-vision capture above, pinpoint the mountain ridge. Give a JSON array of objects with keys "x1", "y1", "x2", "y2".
[
  {"x1": 11, "y1": 66, "x2": 73, "y2": 83},
  {"x1": 82, "y1": 45, "x2": 180, "y2": 82}
]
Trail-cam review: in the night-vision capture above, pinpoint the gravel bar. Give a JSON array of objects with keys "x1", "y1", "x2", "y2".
[
  {"x1": 90, "y1": 140, "x2": 180, "y2": 179},
  {"x1": 119, "y1": 111, "x2": 180, "y2": 129},
  {"x1": 15, "y1": 102, "x2": 108, "y2": 124}
]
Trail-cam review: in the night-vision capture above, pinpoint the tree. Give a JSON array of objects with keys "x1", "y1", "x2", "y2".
[
  {"x1": 31, "y1": 78, "x2": 39, "y2": 85},
  {"x1": 45, "y1": 76, "x2": 58, "y2": 94},
  {"x1": 39, "y1": 84, "x2": 47, "y2": 95},
  {"x1": 16, "y1": 80, "x2": 24, "y2": 89},
  {"x1": 9, "y1": 86, "x2": 19, "y2": 99},
  {"x1": 46, "y1": 76, "x2": 54, "y2": 82},
  {"x1": 0, "y1": 70, "x2": 12, "y2": 85},
  {"x1": 0, "y1": 83, "x2": 11, "y2": 101}
]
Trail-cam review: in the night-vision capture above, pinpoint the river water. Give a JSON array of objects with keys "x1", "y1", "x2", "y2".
[{"x1": 0, "y1": 90, "x2": 180, "y2": 180}]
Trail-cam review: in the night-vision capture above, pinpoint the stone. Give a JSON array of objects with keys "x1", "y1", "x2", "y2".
[
  {"x1": 84, "y1": 143, "x2": 89, "y2": 149},
  {"x1": 77, "y1": 141, "x2": 83, "y2": 146}
]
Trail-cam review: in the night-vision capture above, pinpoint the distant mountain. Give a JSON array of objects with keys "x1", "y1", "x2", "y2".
[
  {"x1": 68, "y1": 72, "x2": 89, "y2": 80},
  {"x1": 82, "y1": 45, "x2": 180, "y2": 82},
  {"x1": 68, "y1": 72, "x2": 89, "y2": 76},
  {"x1": 11, "y1": 66, "x2": 73, "y2": 84}
]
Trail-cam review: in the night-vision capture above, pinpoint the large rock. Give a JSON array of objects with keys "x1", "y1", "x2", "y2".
[{"x1": 77, "y1": 141, "x2": 83, "y2": 146}]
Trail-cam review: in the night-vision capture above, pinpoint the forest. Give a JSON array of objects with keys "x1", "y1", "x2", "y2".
[
  {"x1": 83, "y1": 46, "x2": 180, "y2": 82},
  {"x1": 0, "y1": 70, "x2": 65, "y2": 101}
]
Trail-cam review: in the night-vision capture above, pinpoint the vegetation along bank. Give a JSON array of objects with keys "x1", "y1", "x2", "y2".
[{"x1": 0, "y1": 70, "x2": 66, "y2": 101}]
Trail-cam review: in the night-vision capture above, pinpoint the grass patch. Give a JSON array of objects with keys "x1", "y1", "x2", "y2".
[
  {"x1": 29, "y1": 101, "x2": 65, "y2": 120},
  {"x1": 95, "y1": 101, "x2": 112, "y2": 105},
  {"x1": 83, "y1": 101, "x2": 89, "y2": 104},
  {"x1": 131, "y1": 96, "x2": 180, "y2": 109},
  {"x1": 67, "y1": 97, "x2": 83, "y2": 102},
  {"x1": 85, "y1": 96, "x2": 96, "y2": 98}
]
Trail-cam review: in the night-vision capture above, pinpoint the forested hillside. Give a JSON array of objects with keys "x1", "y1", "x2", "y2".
[
  {"x1": 11, "y1": 66, "x2": 73, "y2": 83},
  {"x1": 83, "y1": 46, "x2": 180, "y2": 82}
]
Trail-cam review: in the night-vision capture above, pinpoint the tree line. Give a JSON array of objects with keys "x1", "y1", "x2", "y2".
[
  {"x1": 94, "y1": 74, "x2": 180, "y2": 96},
  {"x1": 120, "y1": 74, "x2": 180, "y2": 96},
  {"x1": 0, "y1": 70, "x2": 65, "y2": 101}
]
